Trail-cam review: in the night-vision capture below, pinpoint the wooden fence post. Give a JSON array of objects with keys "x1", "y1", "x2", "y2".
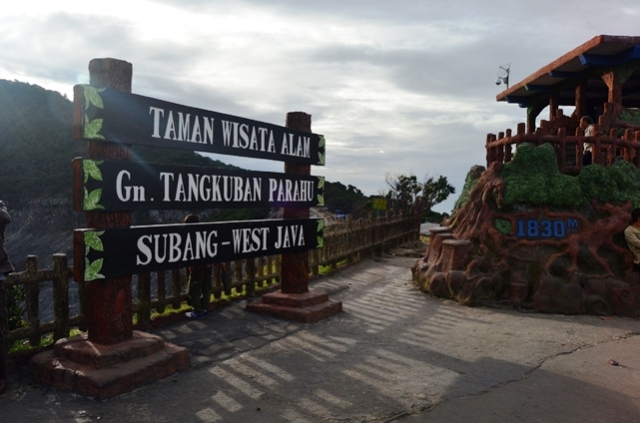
[
  {"x1": 136, "y1": 273, "x2": 151, "y2": 328},
  {"x1": 52, "y1": 254, "x2": 70, "y2": 341},
  {"x1": 25, "y1": 256, "x2": 41, "y2": 347}
]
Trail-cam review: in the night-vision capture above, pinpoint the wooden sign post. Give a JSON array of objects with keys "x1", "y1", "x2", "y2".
[
  {"x1": 30, "y1": 59, "x2": 189, "y2": 400},
  {"x1": 32, "y1": 57, "x2": 340, "y2": 399},
  {"x1": 245, "y1": 112, "x2": 342, "y2": 322},
  {"x1": 82, "y1": 59, "x2": 134, "y2": 345},
  {"x1": 70, "y1": 68, "x2": 338, "y2": 323},
  {"x1": 282, "y1": 112, "x2": 312, "y2": 294}
]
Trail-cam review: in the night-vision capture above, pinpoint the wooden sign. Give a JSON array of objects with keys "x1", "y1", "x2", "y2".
[
  {"x1": 73, "y1": 159, "x2": 325, "y2": 211},
  {"x1": 74, "y1": 218, "x2": 324, "y2": 282},
  {"x1": 73, "y1": 85, "x2": 326, "y2": 166}
]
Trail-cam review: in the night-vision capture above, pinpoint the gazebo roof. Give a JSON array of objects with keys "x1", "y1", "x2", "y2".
[{"x1": 496, "y1": 35, "x2": 640, "y2": 108}]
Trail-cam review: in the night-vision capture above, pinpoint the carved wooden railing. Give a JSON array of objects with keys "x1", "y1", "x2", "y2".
[
  {"x1": 1, "y1": 212, "x2": 419, "y2": 356},
  {"x1": 486, "y1": 121, "x2": 640, "y2": 175}
]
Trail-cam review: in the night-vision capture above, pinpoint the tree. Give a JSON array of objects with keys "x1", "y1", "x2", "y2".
[
  {"x1": 421, "y1": 175, "x2": 456, "y2": 212},
  {"x1": 385, "y1": 173, "x2": 455, "y2": 221},
  {"x1": 324, "y1": 181, "x2": 368, "y2": 216}
]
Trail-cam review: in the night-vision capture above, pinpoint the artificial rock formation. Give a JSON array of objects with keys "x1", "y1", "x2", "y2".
[{"x1": 413, "y1": 143, "x2": 640, "y2": 316}]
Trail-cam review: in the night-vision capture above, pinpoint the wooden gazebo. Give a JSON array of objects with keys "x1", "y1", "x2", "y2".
[{"x1": 488, "y1": 35, "x2": 640, "y2": 174}]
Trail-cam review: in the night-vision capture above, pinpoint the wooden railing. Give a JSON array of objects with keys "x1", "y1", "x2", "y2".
[
  {"x1": 1, "y1": 212, "x2": 419, "y2": 356},
  {"x1": 487, "y1": 120, "x2": 640, "y2": 175}
]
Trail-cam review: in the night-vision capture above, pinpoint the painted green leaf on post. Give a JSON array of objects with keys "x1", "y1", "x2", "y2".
[
  {"x1": 83, "y1": 229, "x2": 105, "y2": 281},
  {"x1": 318, "y1": 177, "x2": 325, "y2": 189},
  {"x1": 83, "y1": 160, "x2": 103, "y2": 183},
  {"x1": 84, "y1": 115, "x2": 105, "y2": 140},
  {"x1": 84, "y1": 230, "x2": 105, "y2": 255},
  {"x1": 316, "y1": 135, "x2": 325, "y2": 165},
  {"x1": 317, "y1": 220, "x2": 325, "y2": 248},
  {"x1": 85, "y1": 257, "x2": 105, "y2": 281},
  {"x1": 84, "y1": 187, "x2": 104, "y2": 210},
  {"x1": 83, "y1": 86, "x2": 105, "y2": 110},
  {"x1": 317, "y1": 177, "x2": 325, "y2": 206}
]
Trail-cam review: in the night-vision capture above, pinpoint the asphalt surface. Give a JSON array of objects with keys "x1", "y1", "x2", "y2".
[{"x1": 1, "y1": 252, "x2": 640, "y2": 422}]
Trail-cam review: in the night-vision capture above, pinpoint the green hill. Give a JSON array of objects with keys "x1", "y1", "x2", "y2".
[
  {"x1": 0, "y1": 79, "x2": 240, "y2": 207},
  {"x1": 0, "y1": 80, "x2": 78, "y2": 205}
]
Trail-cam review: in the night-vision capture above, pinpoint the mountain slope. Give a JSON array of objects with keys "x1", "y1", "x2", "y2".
[{"x1": 0, "y1": 80, "x2": 237, "y2": 268}]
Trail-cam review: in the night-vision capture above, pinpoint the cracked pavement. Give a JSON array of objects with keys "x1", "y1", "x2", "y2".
[{"x1": 2, "y1": 254, "x2": 640, "y2": 422}]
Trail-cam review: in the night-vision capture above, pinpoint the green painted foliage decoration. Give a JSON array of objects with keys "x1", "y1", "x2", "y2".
[
  {"x1": 453, "y1": 166, "x2": 484, "y2": 211},
  {"x1": 82, "y1": 86, "x2": 106, "y2": 140},
  {"x1": 317, "y1": 177, "x2": 325, "y2": 206},
  {"x1": 84, "y1": 230, "x2": 105, "y2": 255},
  {"x1": 499, "y1": 143, "x2": 640, "y2": 209},
  {"x1": 501, "y1": 143, "x2": 577, "y2": 207},
  {"x1": 317, "y1": 220, "x2": 325, "y2": 248},
  {"x1": 85, "y1": 258, "x2": 104, "y2": 281},
  {"x1": 84, "y1": 115, "x2": 105, "y2": 140},
  {"x1": 84, "y1": 187, "x2": 104, "y2": 210},
  {"x1": 83, "y1": 229, "x2": 105, "y2": 281},
  {"x1": 494, "y1": 218, "x2": 512, "y2": 235},
  {"x1": 83, "y1": 86, "x2": 105, "y2": 110},
  {"x1": 83, "y1": 160, "x2": 103, "y2": 183},
  {"x1": 607, "y1": 160, "x2": 640, "y2": 206}
]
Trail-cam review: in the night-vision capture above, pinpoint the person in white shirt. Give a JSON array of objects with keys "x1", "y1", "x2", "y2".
[
  {"x1": 580, "y1": 115, "x2": 595, "y2": 165},
  {"x1": 624, "y1": 208, "x2": 640, "y2": 273}
]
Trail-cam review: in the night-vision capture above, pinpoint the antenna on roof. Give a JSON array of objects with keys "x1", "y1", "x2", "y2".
[{"x1": 496, "y1": 63, "x2": 510, "y2": 88}]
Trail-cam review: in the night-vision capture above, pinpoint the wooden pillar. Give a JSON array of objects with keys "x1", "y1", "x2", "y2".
[
  {"x1": 84, "y1": 58, "x2": 134, "y2": 345},
  {"x1": 280, "y1": 112, "x2": 311, "y2": 294},
  {"x1": 575, "y1": 80, "x2": 588, "y2": 119},
  {"x1": 601, "y1": 70, "x2": 624, "y2": 118},
  {"x1": 526, "y1": 114, "x2": 535, "y2": 134},
  {"x1": 549, "y1": 93, "x2": 559, "y2": 122},
  {"x1": 526, "y1": 101, "x2": 546, "y2": 134}
]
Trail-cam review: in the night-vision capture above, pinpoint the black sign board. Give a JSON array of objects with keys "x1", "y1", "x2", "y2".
[
  {"x1": 73, "y1": 159, "x2": 325, "y2": 211},
  {"x1": 74, "y1": 85, "x2": 326, "y2": 166},
  {"x1": 74, "y1": 218, "x2": 324, "y2": 282}
]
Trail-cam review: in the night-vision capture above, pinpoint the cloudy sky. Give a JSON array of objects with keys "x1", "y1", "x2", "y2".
[{"x1": 2, "y1": 1, "x2": 640, "y2": 212}]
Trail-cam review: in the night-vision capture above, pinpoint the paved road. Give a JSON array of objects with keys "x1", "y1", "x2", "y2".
[{"x1": 2, "y1": 253, "x2": 640, "y2": 422}]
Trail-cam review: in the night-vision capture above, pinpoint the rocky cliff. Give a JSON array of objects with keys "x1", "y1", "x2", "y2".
[{"x1": 413, "y1": 143, "x2": 640, "y2": 316}]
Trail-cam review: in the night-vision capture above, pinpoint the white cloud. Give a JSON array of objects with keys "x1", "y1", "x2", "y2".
[{"x1": 2, "y1": 0, "x2": 640, "y2": 213}]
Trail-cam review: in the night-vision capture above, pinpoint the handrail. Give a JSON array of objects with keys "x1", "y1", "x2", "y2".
[
  {"x1": 486, "y1": 122, "x2": 640, "y2": 174},
  {"x1": 1, "y1": 212, "x2": 420, "y2": 356}
]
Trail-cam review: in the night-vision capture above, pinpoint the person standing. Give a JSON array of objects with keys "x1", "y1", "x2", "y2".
[
  {"x1": 183, "y1": 214, "x2": 212, "y2": 319},
  {"x1": 0, "y1": 200, "x2": 15, "y2": 394},
  {"x1": 625, "y1": 208, "x2": 640, "y2": 273},
  {"x1": 580, "y1": 115, "x2": 595, "y2": 166}
]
